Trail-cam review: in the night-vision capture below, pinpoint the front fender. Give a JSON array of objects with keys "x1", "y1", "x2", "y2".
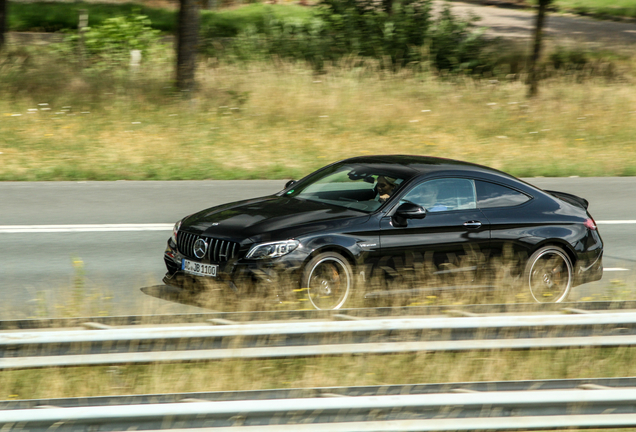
[{"x1": 302, "y1": 232, "x2": 378, "y2": 268}]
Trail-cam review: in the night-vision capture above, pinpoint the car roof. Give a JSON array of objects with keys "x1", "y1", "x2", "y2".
[
  {"x1": 336, "y1": 154, "x2": 547, "y2": 196},
  {"x1": 342, "y1": 155, "x2": 515, "y2": 179}
]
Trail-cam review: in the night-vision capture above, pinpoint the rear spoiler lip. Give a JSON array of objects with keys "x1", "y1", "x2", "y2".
[{"x1": 545, "y1": 189, "x2": 589, "y2": 210}]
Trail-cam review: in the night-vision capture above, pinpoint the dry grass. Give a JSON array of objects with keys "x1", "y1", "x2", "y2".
[
  {"x1": 3, "y1": 346, "x2": 636, "y2": 400},
  {"x1": 1, "y1": 270, "x2": 634, "y2": 403},
  {"x1": 3, "y1": 244, "x2": 627, "y2": 320},
  {"x1": 1, "y1": 256, "x2": 634, "y2": 401},
  {"x1": 1, "y1": 47, "x2": 635, "y2": 180}
]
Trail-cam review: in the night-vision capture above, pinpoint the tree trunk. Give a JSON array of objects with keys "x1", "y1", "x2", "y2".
[
  {"x1": 176, "y1": 0, "x2": 200, "y2": 92},
  {"x1": 382, "y1": 0, "x2": 393, "y2": 15},
  {"x1": 527, "y1": 0, "x2": 551, "y2": 98},
  {"x1": 0, "y1": 0, "x2": 7, "y2": 51}
]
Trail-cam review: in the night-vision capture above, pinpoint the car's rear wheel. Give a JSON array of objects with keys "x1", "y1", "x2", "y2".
[
  {"x1": 302, "y1": 252, "x2": 353, "y2": 310},
  {"x1": 524, "y1": 246, "x2": 573, "y2": 303}
]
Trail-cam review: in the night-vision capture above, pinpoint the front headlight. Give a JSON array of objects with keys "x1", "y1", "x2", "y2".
[
  {"x1": 170, "y1": 220, "x2": 182, "y2": 245},
  {"x1": 246, "y1": 240, "x2": 300, "y2": 260}
]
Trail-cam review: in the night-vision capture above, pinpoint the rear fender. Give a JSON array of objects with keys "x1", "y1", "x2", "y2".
[{"x1": 527, "y1": 237, "x2": 578, "y2": 268}]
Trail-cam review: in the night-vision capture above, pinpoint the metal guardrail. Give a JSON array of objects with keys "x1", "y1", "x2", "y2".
[
  {"x1": 3, "y1": 378, "x2": 636, "y2": 431},
  {"x1": 3, "y1": 300, "x2": 636, "y2": 330},
  {"x1": 3, "y1": 309, "x2": 636, "y2": 369},
  {"x1": 4, "y1": 376, "x2": 636, "y2": 409}
]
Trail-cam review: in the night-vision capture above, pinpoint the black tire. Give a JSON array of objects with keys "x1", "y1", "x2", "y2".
[
  {"x1": 301, "y1": 252, "x2": 353, "y2": 310},
  {"x1": 524, "y1": 246, "x2": 573, "y2": 303}
]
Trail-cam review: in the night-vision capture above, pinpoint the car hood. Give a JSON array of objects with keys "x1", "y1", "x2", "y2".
[{"x1": 180, "y1": 195, "x2": 370, "y2": 243}]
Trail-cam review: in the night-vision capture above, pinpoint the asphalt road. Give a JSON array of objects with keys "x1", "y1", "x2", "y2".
[
  {"x1": 0, "y1": 181, "x2": 283, "y2": 318},
  {"x1": 1, "y1": 178, "x2": 634, "y2": 318},
  {"x1": 447, "y1": 1, "x2": 636, "y2": 45}
]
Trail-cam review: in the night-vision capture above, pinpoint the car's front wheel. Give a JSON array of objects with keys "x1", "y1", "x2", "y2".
[
  {"x1": 524, "y1": 245, "x2": 573, "y2": 303},
  {"x1": 301, "y1": 252, "x2": 353, "y2": 310}
]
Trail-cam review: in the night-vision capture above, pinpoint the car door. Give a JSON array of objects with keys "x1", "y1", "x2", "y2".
[{"x1": 379, "y1": 178, "x2": 490, "y2": 286}]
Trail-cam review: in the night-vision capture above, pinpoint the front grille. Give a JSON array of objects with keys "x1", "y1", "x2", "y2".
[{"x1": 177, "y1": 231, "x2": 239, "y2": 263}]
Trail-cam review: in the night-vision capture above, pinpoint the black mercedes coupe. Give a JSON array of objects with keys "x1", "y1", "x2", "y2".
[{"x1": 163, "y1": 155, "x2": 603, "y2": 308}]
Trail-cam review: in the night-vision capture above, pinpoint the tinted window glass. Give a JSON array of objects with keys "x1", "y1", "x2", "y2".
[
  {"x1": 476, "y1": 181, "x2": 530, "y2": 208},
  {"x1": 401, "y1": 178, "x2": 476, "y2": 212},
  {"x1": 286, "y1": 165, "x2": 406, "y2": 213}
]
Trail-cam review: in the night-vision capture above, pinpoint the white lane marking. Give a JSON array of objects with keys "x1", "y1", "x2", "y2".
[
  {"x1": 604, "y1": 268, "x2": 630, "y2": 272},
  {"x1": 597, "y1": 220, "x2": 636, "y2": 224},
  {"x1": 0, "y1": 224, "x2": 173, "y2": 233}
]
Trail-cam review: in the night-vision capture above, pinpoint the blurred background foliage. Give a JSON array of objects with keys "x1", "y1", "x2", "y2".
[
  {"x1": 6, "y1": 0, "x2": 623, "y2": 76},
  {"x1": 53, "y1": 14, "x2": 161, "y2": 71},
  {"x1": 205, "y1": 1, "x2": 492, "y2": 73},
  {"x1": 1, "y1": 0, "x2": 634, "y2": 180},
  {"x1": 3, "y1": 0, "x2": 632, "y2": 75},
  {"x1": 6, "y1": 0, "x2": 636, "y2": 35}
]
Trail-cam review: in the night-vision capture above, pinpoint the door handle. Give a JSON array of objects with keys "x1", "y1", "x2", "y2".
[{"x1": 463, "y1": 221, "x2": 482, "y2": 229}]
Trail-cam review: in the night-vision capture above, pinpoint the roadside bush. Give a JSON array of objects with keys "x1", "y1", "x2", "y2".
[
  {"x1": 204, "y1": 0, "x2": 492, "y2": 73},
  {"x1": 199, "y1": 4, "x2": 316, "y2": 39},
  {"x1": 541, "y1": 45, "x2": 623, "y2": 82},
  {"x1": 53, "y1": 13, "x2": 161, "y2": 71},
  {"x1": 310, "y1": 0, "x2": 433, "y2": 67},
  {"x1": 427, "y1": 4, "x2": 490, "y2": 73},
  {"x1": 549, "y1": 46, "x2": 589, "y2": 71}
]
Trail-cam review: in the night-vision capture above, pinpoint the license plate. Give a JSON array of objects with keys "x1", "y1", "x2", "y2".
[{"x1": 182, "y1": 259, "x2": 218, "y2": 277}]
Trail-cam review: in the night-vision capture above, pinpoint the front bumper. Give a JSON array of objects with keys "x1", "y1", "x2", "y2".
[{"x1": 163, "y1": 240, "x2": 306, "y2": 293}]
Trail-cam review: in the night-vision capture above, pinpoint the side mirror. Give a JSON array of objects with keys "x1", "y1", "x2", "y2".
[
  {"x1": 395, "y1": 202, "x2": 427, "y2": 219},
  {"x1": 391, "y1": 202, "x2": 426, "y2": 228},
  {"x1": 285, "y1": 180, "x2": 296, "y2": 189}
]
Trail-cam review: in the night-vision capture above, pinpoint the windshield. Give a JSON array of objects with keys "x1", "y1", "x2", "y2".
[{"x1": 284, "y1": 164, "x2": 406, "y2": 213}]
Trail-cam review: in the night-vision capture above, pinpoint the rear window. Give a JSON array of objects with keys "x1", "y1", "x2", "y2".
[{"x1": 476, "y1": 181, "x2": 531, "y2": 208}]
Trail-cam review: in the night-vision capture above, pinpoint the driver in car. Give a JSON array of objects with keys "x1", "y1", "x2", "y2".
[
  {"x1": 416, "y1": 182, "x2": 447, "y2": 212},
  {"x1": 376, "y1": 176, "x2": 398, "y2": 202}
]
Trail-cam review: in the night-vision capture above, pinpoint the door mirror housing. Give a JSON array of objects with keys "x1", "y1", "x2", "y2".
[
  {"x1": 395, "y1": 202, "x2": 427, "y2": 219},
  {"x1": 285, "y1": 180, "x2": 296, "y2": 189}
]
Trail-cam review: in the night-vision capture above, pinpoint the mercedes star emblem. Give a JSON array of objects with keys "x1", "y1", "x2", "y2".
[{"x1": 193, "y1": 238, "x2": 208, "y2": 259}]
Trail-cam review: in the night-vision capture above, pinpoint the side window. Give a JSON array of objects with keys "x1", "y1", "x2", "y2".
[
  {"x1": 476, "y1": 181, "x2": 531, "y2": 208},
  {"x1": 401, "y1": 178, "x2": 476, "y2": 212}
]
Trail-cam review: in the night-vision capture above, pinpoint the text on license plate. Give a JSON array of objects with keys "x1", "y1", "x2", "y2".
[{"x1": 182, "y1": 259, "x2": 218, "y2": 277}]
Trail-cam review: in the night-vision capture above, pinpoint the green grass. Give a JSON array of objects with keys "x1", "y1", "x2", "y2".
[
  {"x1": 201, "y1": 3, "x2": 315, "y2": 37},
  {"x1": 532, "y1": 0, "x2": 636, "y2": 19},
  {"x1": 7, "y1": 1, "x2": 177, "y2": 32},
  {"x1": 6, "y1": 1, "x2": 315, "y2": 35}
]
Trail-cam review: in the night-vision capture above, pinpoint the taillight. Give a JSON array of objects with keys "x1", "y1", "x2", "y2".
[{"x1": 584, "y1": 218, "x2": 597, "y2": 230}]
